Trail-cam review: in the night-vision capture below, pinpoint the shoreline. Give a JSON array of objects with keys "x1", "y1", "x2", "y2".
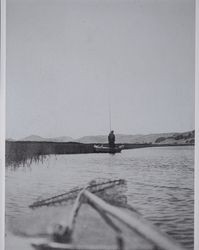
[{"x1": 6, "y1": 140, "x2": 194, "y2": 166}]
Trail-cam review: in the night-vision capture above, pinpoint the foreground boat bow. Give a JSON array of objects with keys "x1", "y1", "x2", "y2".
[{"x1": 31, "y1": 189, "x2": 186, "y2": 250}]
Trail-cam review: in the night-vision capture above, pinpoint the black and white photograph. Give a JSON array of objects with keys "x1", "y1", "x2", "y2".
[{"x1": 3, "y1": 0, "x2": 196, "y2": 249}]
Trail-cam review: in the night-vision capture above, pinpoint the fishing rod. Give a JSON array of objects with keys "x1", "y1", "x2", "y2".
[{"x1": 108, "y1": 81, "x2": 112, "y2": 132}]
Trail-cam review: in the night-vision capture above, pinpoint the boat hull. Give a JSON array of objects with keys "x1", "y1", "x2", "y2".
[
  {"x1": 94, "y1": 145, "x2": 123, "y2": 154},
  {"x1": 6, "y1": 205, "x2": 154, "y2": 250},
  {"x1": 6, "y1": 180, "x2": 186, "y2": 250}
]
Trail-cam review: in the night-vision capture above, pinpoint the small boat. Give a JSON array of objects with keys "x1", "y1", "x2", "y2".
[
  {"x1": 94, "y1": 145, "x2": 124, "y2": 154},
  {"x1": 6, "y1": 179, "x2": 187, "y2": 250}
]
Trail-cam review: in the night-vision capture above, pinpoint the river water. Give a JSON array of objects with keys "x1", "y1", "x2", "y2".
[{"x1": 5, "y1": 146, "x2": 194, "y2": 249}]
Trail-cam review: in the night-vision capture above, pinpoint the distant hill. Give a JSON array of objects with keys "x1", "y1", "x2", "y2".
[
  {"x1": 77, "y1": 130, "x2": 194, "y2": 144},
  {"x1": 76, "y1": 135, "x2": 108, "y2": 143},
  {"x1": 49, "y1": 136, "x2": 74, "y2": 142},
  {"x1": 76, "y1": 133, "x2": 174, "y2": 144},
  {"x1": 153, "y1": 130, "x2": 194, "y2": 145},
  {"x1": 21, "y1": 135, "x2": 73, "y2": 142},
  {"x1": 6, "y1": 138, "x2": 15, "y2": 141},
  {"x1": 18, "y1": 130, "x2": 194, "y2": 144},
  {"x1": 21, "y1": 135, "x2": 45, "y2": 141}
]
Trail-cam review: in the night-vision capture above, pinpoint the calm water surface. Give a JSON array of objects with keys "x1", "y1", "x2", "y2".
[{"x1": 6, "y1": 146, "x2": 194, "y2": 249}]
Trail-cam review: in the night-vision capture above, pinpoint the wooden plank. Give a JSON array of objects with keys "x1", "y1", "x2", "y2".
[{"x1": 84, "y1": 190, "x2": 186, "y2": 250}]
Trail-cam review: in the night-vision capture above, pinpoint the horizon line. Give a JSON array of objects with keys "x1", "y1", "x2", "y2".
[{"x1": 6, "y1": 128, "x2": 195, "y2": 141}]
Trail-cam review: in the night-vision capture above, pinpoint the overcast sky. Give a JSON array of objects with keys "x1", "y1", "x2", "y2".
[{"x1": 6, "y1": 0, "x2": 195, "y2": 139}]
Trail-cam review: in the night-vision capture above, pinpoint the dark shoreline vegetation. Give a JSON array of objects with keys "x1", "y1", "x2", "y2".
[{"x1": 6, "y1": 140, "x2": 194, "y2": 167}]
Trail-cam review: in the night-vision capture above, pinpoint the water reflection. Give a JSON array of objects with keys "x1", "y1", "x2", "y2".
[{"x1": 6, "y1": 146, "x2": 194, "y2": 249}]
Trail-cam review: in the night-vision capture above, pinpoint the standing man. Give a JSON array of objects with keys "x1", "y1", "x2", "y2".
[{"x1": 108, "y1": 130, "x2": 115, "y2": 149}]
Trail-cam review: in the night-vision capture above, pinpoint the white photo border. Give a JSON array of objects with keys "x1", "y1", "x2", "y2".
[
  {"x1": 0, "y1": 0, "x2": 6, "y2": 249},
  {"x1": 0, "y1": 0, "x2": 198, "y2": 249},
  {"x1": 194, "y1": 0, "x2": 199, "y2": 249}
]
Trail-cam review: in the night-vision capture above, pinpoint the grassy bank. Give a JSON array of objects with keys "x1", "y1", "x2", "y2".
[
  {"x1": 6, "y1": 140, "x2": 194, "y2": 167},
  {"x1": 6, "y1": 141, "x2": 94, "y2": 166}
]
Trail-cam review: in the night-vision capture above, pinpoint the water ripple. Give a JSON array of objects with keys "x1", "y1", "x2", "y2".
[{"x1": 6, "y1": 146, "x2": 194, "y2": 249}]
